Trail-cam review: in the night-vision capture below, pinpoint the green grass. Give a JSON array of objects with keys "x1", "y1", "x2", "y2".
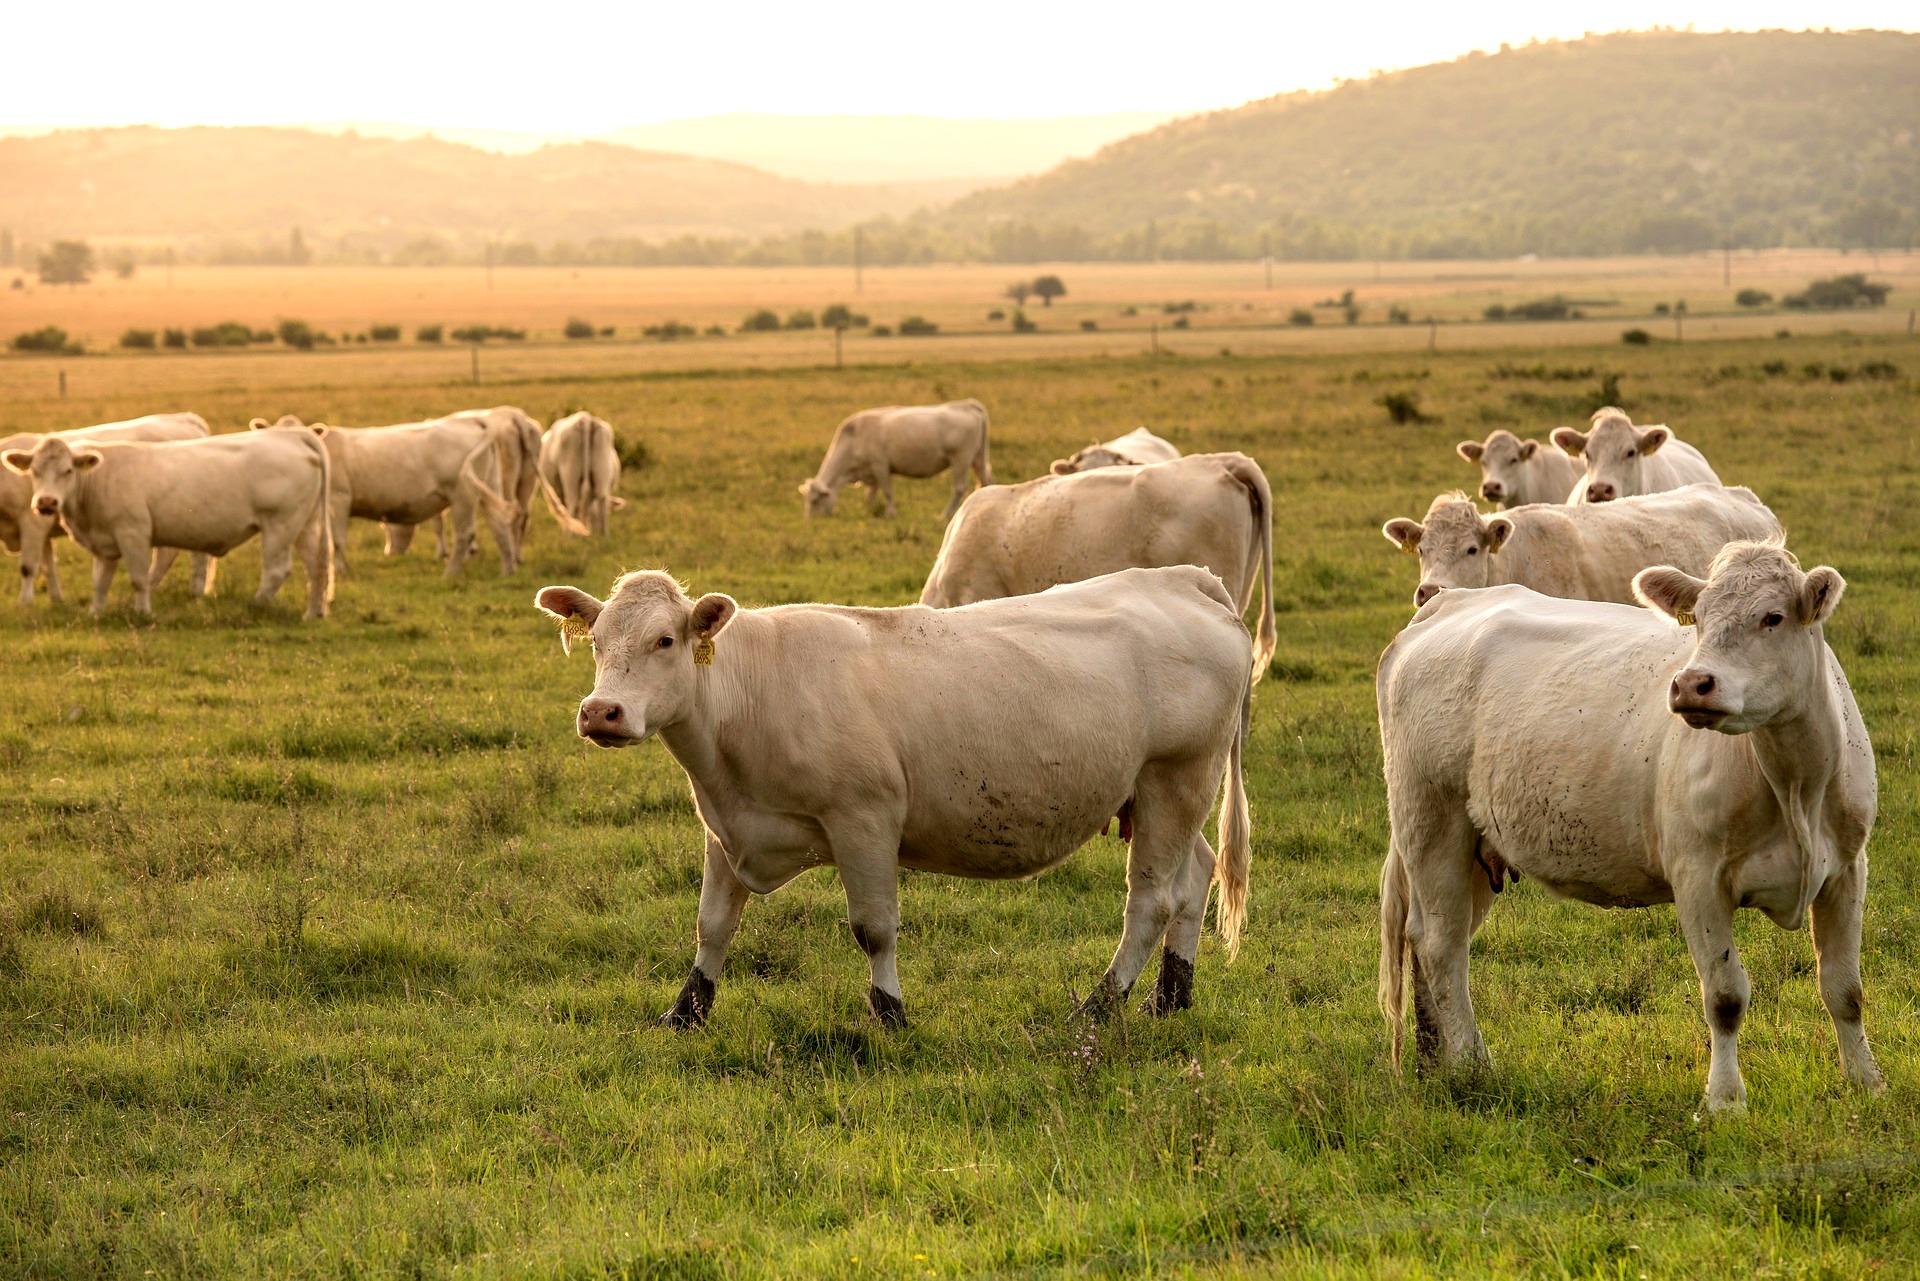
[{"x1": 2, "y1": 332, "x2": 1917, "y2": 1277}]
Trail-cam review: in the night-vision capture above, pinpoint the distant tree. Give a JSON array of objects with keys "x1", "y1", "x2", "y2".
[
  {"x1": 1833, "y1": 197, "x2": 1901, "y2": 251},
  {"x1": 11, "y1": 326, "x2": 79, "y2": 354},
  {"x1": 1735, "y1": 288, "x2": 1772, "y2": 308},
  {"x1": 1032, "y1": 275, "x2": 1066, "y2": 307},
  {"x1": 119, "y1": 328, "x2": 157, "y2": 349},
  {"x1": 785, "y1": 309, "x2": 817, "y2": 330},
  {"x1": 740, "y1": 308, "x2": 781, "y2": 332},
  {"x1": 1621, "y1": 328, "x2": 1653, "y2": 345},
  {"x1": 821, "y1": 303, "x2": 862, "y2": 331},
  {"x1": 277, "y1": 319, "x2": 316, "y2": 350},
  {"x1": 1004, "y1": 281, "x2": 1033, "y2": 307},
  {"x1": 1287, "y1": 308, "x2": 1314, "y2": 327},
  {"x1": 564, "y1": 317, "x2": 596, "y2": 339},
  {"x1": 1387, "y1": 304, "x2": 1412, "y2": 324},
  {"x1": 416, "y1": 324, "x2": 444, "y2": 343},
  {"x1": 898, "y1": 315, "x2": 939, "y2": 336},
  {"x1": 1783, "y1": 273, "x2": 1892, "y2": 309},
  {"x1": 162, "y1": 328, "x2": 188, "y2": 349},
  {"x1": 38, "y1": 240, "x2": 93, "y2": 287},
  {"x1": 111, "y1": 256, "x2": 136, "y2": 280},
  {"x1": 369, "y1": 324, "x2": 400, "y2": 342}
]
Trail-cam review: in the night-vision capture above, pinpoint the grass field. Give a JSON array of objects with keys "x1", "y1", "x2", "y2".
[{"x1": 1, "y1": 322, "x2": 1917, "y2": 1277}]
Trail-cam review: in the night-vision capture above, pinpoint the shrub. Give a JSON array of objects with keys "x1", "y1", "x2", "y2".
[
  {"x1": 1080, "y1": 319, "x2": 1098, "y2": 331},
  {"x1": 451, "y1": 325, "x2": 525, "y2": 343},
  {"x1": 1162, "y1": 301, "x2": 1197, "y2": 314},
  {"x1": 11, "y1": 326, "x2": 79, "y2": 354},
  {"x1": 821, "y1": 304, "x2": 865, "y2": 330},
  {"x1": 1010, "y1": 311, "x2": 1036, "y2": 333},
  {"x1": 785, "y1": 310, "x2": 817, "y2": 330},
  {"x1": 870, "y1": 324, "x2": 893, "y2": 337},
  {"x1": 1387, "y1": 305, "x2": 1412, "y2": 324},
  {"x1": 1621, "y1": 328, "x2": 1653, "y2": 345},
  {"x1": 1783, "y1": 273, "x2": 1892, "y2": 309},
  {"x1": 898, "y1": 316, "x2": 938, "y2": 336},
  {"x1": 1489, "y1": 297, "x2": 1571, "y2": 321},
  {"x1": 162, "y1": 328, "x2": 188, "y2": 349},
  {"x1": 119, "y1": 328, "x2": 157, "y2": 350},
  {"x1": 1287, "y1": 309, "x2": 1314, "y2": 327},
  {"x1": 251, "y1": 329, "x2": 275, "y2": 344},
  {"x1": 193, "y1": 321, "x2": 254, "y2": 348},
  {"x1": 416, "y1": 324, "x2": 444, "y2": 343},
  {"x1": 1377, "y1": 391, "x2": 1430, "y2": 424},
  {"x1": 369, "y1": 324, "x2": 401, "y2": 342},
  {"x1": 1858, "y1": 360, "x2": 1900, "y2": 380},
  {"x1": 740, "y1": 308, "x2": 781, "y2": 333},
  {"x1": 1653, "y1": 302, "x2": 1671, "y2": 316},
  {"x1": 986, "y1": 309, "x2": 1005, "y2": 321},
  {"x1": 277, "y1": 319, "x2": 316, "y2": 350},
  {"x1": 704, "y1": 324, "x2": 727, "y2": 336},
  {"x1": 598, "y1": 326, "x2": 614, "y2": 337},
  {"x1": 564, "y1": 317, "x2": 595, "y2": 339},
  {"x1": 642, "y1": 320, "x2": 697, "y2": 340},
  {"x1": 1735, "y1": 289, "x2": 1772, "y2": 308},
  {"x1": 1171, "y1": 316, "x2": 1190, "y2": 329},
  {"x1": 1483, "y1": 304, "x2": 1507, "y2": 320}
]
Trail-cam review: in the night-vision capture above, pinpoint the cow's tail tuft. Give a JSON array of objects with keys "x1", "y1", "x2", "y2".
[
  {"x1": 1379, "y1": 840, "x2": 1411, "y2": 1072},
  {"x1": 1214, "y1": 668, "x2": 1252, "y2": 960},
  {"x1": 972, "y1": 401, "x2": 994, "y2": 486}
]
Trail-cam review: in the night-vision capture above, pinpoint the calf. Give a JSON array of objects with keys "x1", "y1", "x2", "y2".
[
  {"x1": 535, "y1": 566, "x2": 1252, "y2": 1029},
  {"x1": 1050, "y1": 427, "x2": 1181, "y2": 475},
  {"x1": 800, "y1": 399, "x2": 992, "y2": 519},
  {"x1": 1553, "y1": 407, "x2": 1719, "y2": 504},
  {"x1": 1377, "y1": 542, "x2": 1884, "y2": 1109}
]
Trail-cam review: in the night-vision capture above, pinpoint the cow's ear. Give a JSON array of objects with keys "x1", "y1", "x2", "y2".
[
  {"x1": 1633, "y1": 566, "x2": 1706, "y2": 622},
  {"x1": 1485, "y1": 515, "x2": 1514, "y2": 554},
  {"x1": 1382, "y1": 518, "x2": 1423, "y2": 553},
  {"x1": 1551, "y1": 427, "x2": 1588, "y2": 456},
  {"x1": 536, "y1": 585, "x2": 603, "y2": 654},
  {"x1": 1799, "y1": 566, "x2": 1845, "y2": 626},
  {"x1": 307, "y1": 423, "x2": 329, "y2": 438},
  {"x1": 689, "y1": 593, "x2": 738, "y2": 639},
  {"x1": 796, "y1": 481, "x2": 815, "y2": 498},
  {"x1": 248, "y1": 418, "x2": 271, "y2": 430},
  {"x1": 1638, "y1": 426, "x2": 1670, "y2": 456},
  {"x1": 1518, "y1": 439, "x2": 1539, "y2": 461},
  {"x1": 1050, "y1": 459, "x2": 1076, "y2": 475},
  {"x1": 1, "y1": 450, "x2": 32, "y2": 474},
  {"x1": 1456, "y1": 440, "x2": 1484, "y2": 463},
  {"x1": 609, "y1": 496, "x2": 628, "y2": 510},
  {"x1": 71, "y1": 450, "x2": 103, "y2": 470}
]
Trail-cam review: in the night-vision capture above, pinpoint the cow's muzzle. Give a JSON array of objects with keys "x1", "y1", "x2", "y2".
[
  {"x1": 1669, "y1": 670, "x2": 1729, "y2": 730},
  {"x1": 1480, "y1": 482, "x2": 1504, "y2": 503},
  {"x1": 33, "y1": 497, "x2": 58, "y2": 517},
  {"x1": 578, "y1": 696, "x2": 639, "y2": 747},
  {"x1": 1585, "y1": 482, "x2": 1617, "y2": 503},
  {"x1": 1414, "y1": 582, "x2": 1442, "y2": 608}
]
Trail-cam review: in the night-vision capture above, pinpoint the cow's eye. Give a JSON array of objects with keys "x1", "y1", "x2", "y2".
[
  {"x1": 1762, "y1": 612, "x2": 1784, "y2": 628},
  {"x1": 1625, "y1": 449, "x2": 1637, "y2": 458},
  {"x1": 1466, "y1": 546, "x2": 1478, "y2": 556},
  {"x1": 656, "y1": 635, "x2": 674, "y2": 649}
]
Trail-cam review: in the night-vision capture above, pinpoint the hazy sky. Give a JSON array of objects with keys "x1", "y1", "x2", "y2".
[{"x1": 7, "y1": 1, "x2": 1914, "y2": 132}]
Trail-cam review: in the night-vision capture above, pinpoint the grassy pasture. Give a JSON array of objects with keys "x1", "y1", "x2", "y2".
[{"x1": 0, "y1": 326, "x2": 1917, "y2": 1277}]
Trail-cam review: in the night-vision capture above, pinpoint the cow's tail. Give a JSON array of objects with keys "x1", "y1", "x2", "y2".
[
  {"x1": 971, "y1": 400, "x2": 994, "y2": 486},
  {"x1": 460, "y1": 436, "x2": 520, "y2": 526},
  {"x1": 1214, "y1": 667, "x2": 1252, "y2": 960},
  {"x1": 536, "y1": 421, "x2": 592, "y2": 537},
  {"x1": 1221, "y1": 453, "x2": 1276, "y2": 682},
  {"x1": 308, "y1": 429, "x2": 336, "y2": 604},
  {"x1": 1379, "y1": 840, "x2": 1412, "y2": 1073}
]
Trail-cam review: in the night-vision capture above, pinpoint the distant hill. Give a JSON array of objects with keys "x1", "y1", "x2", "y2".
[
  {"x1": 943, "y1": 30, "x2": 1920, "y2": 260},
  {"x1": 0, "y1": 127, "x2": 967, "y2": 259}
]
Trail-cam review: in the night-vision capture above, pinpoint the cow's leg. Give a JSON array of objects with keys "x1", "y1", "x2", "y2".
[
  {"x1": 149, "y1": 546, "x2": 181, "y2": 591},
  {"x1": 294, "y1": 507, "x2": 330, "y2": 620},
  {"x1": 1673, "y1": 865, "x2": 1749, "y2": 1111},
  {"x1": 446, "y1": 494, "x2": 477, "y2": 577},
  {"x1": 1810, "y1": 858, "x2": 1884, "y2": 1093},
  {"x1": 868, "y1": 468, "x2": 895, "y2": 517},
  {"x1": 26, "y1": 525, "x2": 56, "y2": 605},
  {"x1": 89, "y1": 555, "x2": 119, "y2": 617},
  {"x1": 383, "y1": 521, "x2": 415, "y2": 556},
  {"x1": 192, "y1": 554, "x2": 217, "y2": 598},
  {"x1": 328, "y1": 492, "x2": 353, "y2": 576},
  {"x1": 16, "y1": 554, "x2": 33, "y2": 607},
  {"x1": 1144, "y1": 831, "x2": 1216, "y2": 1015},
  {"x1": 942, "y1": 465, "x2": 967, "y2": 520},
  {"x1": 433, "y1": 511, "x2": 450, "y2": 560},
  {"x1": 1398, "y1": 797, "x2": 1488, "y2": 1071},
  {"x1": 827, "y1": 816, "x2": 908, "y2": 1027},
  {"x1": 662, "y1": 833, "x2": 750, "y2": 1029},
  {"x1": 254, "y1": 524, "x2": 296, "y2": 606},
  {"x1": 1089, "y1": 768, "x2": 1214, "y2": 1016},
  {"x1": 119, "y1": 534, "x2": 157, "y2": 615}
]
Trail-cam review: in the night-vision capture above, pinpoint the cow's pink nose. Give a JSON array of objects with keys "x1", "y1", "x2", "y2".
[
  {"x1": 1586, "y1": 483, "x2": 1615, "y2": 503},
  {"x1": 578, "y1": 697, "x2": 625, "y2": 737},
  {"x1": 1481, "y1": 482, "x2": 1503, "y2": 502},
  {"x1": 1414, "y1": 582, "x2": 1442, "y2": 608},
  {"x1": 1671, "y1": 672, "x2": 1716, "y2": 704},
  {"x1": 34, "y1": 498, "x2": 57, "y2": 515}
]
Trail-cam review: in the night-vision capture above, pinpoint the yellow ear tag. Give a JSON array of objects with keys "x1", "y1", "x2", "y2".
[
  {"x1": 1675, "y1": 609, "x2": 1695, "y2": 627},
  {"x1": 557, "y1": 615, "x2": 594, "y2": 654},
  {"x1": 1400, "y1": 542, "x2": 1417, "y2": 555},
  {"x1": 693, "y1": 632, "x2": 715, "y2": 666}
]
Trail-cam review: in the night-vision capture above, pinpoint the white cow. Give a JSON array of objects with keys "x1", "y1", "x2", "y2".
[
  {"x1": 1454, "y1": 430, "x2": 1581, "y2": 507},
  {"x1": 3, "y1": 430, "x2": 332, "y2": 618},
  {"x1": 384, "y1": 405, "x2": 545, "y2": 564},
  {"x1": 1377, "y1": 542, "x2": 1884, "y2": 1110},
  {"x1": 921, "y1": 453, "x2": 1277, "y2": 681},
  {"x1": 799, "y1": 399, "x2": 992, "y2": 519},
  {"x1": 538, "y1": 412, "x2": 625, "y2": 536},
  {"x1": 2, "y1": 413, "x2": 211, "y2": 606},
  {"x1": 1050, "y1": 427, "x2": 1181, "y2": 475},
  {"x1": 252, "y1": 414, "x2": 519, "y2": 577},
  {"x1": 535, "y1": 565, "x2": 1253, "y2": 1028},
  {"x1": 1552, "y1": 407, "x2": 1719, "y2": 504},
  {"x1": 1382, "y1": 484, "x2": 1780, "y2": 608}
]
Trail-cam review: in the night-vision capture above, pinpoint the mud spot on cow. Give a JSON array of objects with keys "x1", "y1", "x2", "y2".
[
  {"x1": 660, "y1": 967, "x2": 716, "y2": 1029},
  {"x1": 1837, "y1": 983, "x2": 1864, "y2": 1025},
  {"x1": 1144, "y1": 950, "x2": 1194, "y2": 1016},
  {"x1": 1711, "y1": 991, "x2": 1745, "y2": 1036}
]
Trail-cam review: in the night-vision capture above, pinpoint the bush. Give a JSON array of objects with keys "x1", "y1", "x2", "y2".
[
  {"x1": 598, "y1": 326, "x2": 615, "y2": 337},
  {"x1": 1387, "y1": 305, "x2": 1412, "y2": 324},
  {"x1": 416, "y1": 324, "x2": 444, "y2": 343},
  {"x1": 370, "y1": 324, "x2": 401, "y2": 341},
  {"x1": 1080, "y1": 319, "x2": 1098, "y2": 331},
  {"x1": 1488, "y1": 296, "x2": 1571, "y2": 321},
  {"x1": 740, "y1": 308, "x2": 781, "y2": 333},
  {"x1": 704, "y1": 324, "x2": 727, "y2": 336},
  {"x1": 1621, "y1": 328, "x2": 1653, "y2": 345},
  {"x1": 1162, "y1": 301, "x2": 1196, "y2": 314},
  {"x1": 277, "y1": 319, "x2": 316, "y2": 350},
  {"x1": 1377, "y1": 391, "x2": 1431, "y2": 424},
  {"x1": 986, "y1": 309, "x2": 1005, "y2": 321},
  {"x1": 450, "y1": 325, "x2": 525, "y2": 343},
  {"x1": 12, "y1": 325, "x2": 79, "y2": 354},
  {"x1": 898, "y1": 316, "x2": 938, "y2": 336},
  {"x1": 119, "y1": 328, "x2": 157, "y2": 350},
  {"x1": 1735, "y1": 289, "x2": 1772, "y2": 308},
  {"x1": 193, "y1": 321, "x2": 254, "y2": 348},
  {"x1": 1287, "y1": 309, "x2": 1314, "y2": 327},
  {"x1": 162, "y1": 328, "x2": 188, "y2": 349},
  {"x1": 642, "y1": 320, "x2": 697, "y2": 340},
  {"x1": 1652, "y1": 302, "x2": 1671, "y2": 316},
  {"x1": 1783, "y1": 273, "x2": 1892, "y2": 309},
  {"x1": 870, "y1": 325, "x2": 892, "y2": 337},
  {"x1": 564, "y1": 317, "x2": 595, "y2": 339},
  {"x1": 1171, "y1": 316, "x2": 1190, "y2": 329},
  {"x1": 821, "y1": 304, "x2": 867, "y2": 330},
  {"x1": 251, "y1": 329, "x2": 275, "y2": 344},
  {"x1": 785, "y1": 310, "x2": 817, "y2": 330},
  {"x1": 1010, "y1": 310, "x2": 1036, "y2": 333}
]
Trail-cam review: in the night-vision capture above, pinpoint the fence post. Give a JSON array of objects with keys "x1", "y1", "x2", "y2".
[
  {"x1": 471, "y1": 345, "x2": 479, "y2": 385},
  {"x1": 1428, "y1": 320, "x2": 1437, "y2": 352},
  {"x1": 59, "y1": 369, "x2": 67, "y2": 397}
]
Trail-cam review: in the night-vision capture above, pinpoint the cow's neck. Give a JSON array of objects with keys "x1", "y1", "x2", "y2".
[
  {"x1": 655, "y1": 613, "x2": 770, "y2": 794},
  {"x1": 1741, "y1": 638, "x2": 1846, "y2": 925}
]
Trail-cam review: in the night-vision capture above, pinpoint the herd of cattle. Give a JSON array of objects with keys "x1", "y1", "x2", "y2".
[{"x1": 2, "y1": 394, "x2": 1885, "y2": 1111}]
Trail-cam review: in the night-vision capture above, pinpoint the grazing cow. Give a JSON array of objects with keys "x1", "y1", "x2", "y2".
[
  {"x1": 538, "y1": 412, "x2": 625, "y2": 536},
  {"x1": 921, "y1": 453, "x2": 1277, "y2": 681},
  {"x1": 252, "y1": 414, "x2": 519, "y2": 576},
  {"x1": 384, "y1": 405, "x2": 545, "y2": 563},
  {"x1": 535, "y1": 565, "x2": 1253, "y2": 1029},
  {"x1": 1454, "y1": 430, "x2": 1581, "y2": 507},
  {"x1": 2, "y1": 413, "x2": 211, "y2": 605},
  {"x1": 1377, "y1": 542, "x2": 1884, "y2": 1110},
  {"x1": 799, "y1": 399, "x2": 992, "y2": 519},
  {"x1": 1382, "y1": 484, "x2": 1780, "y2": 608},
  {"x1": 3, "y1": 430, "x2": 332, "y2": 618},
  {"x1": 1050, "y1": 427, "x2": 1181, "y2": 475},
  {"x1": 1553, "y1": 407, "x2": 1719, "y2": 504}
]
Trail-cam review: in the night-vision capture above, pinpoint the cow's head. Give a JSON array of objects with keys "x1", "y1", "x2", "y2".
[
  {"x1": 249, "y1": 415, "x2": 329, "y2": 436},
  {"x1": 1050, "y1": 445, "x2": 1131, "y2": 475},
  {"x1": 1553, "y1": 408, "x2": 1669, "y2": 504},
  {"x1": 1382, "y1": 493, "x2": 1514, "y2": 607},
  {"x1": 1634, "y1": 541, "x2": 1842, "y2": 735},
  {"x1": 797, "y1": 477, "x2": 835, "y2": 518},
  {"x1": 534, "y1": 571, "x2": 738, "y2": 747},
  {"x1": 2, "y1": 437, "x2": 101, "y2": 519},
  {"x1": 1457, "y1": 429, "x2": 1540, "y2": 506}
]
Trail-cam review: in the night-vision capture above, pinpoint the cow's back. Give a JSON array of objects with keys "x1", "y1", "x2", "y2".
[{"x1": 1650, "y1": 438, "x2": 1720, "y2": 491}]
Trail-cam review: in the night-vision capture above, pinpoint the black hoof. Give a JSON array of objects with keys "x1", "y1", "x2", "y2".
[
  {"x1": 1077, "y1": 973, "x2": 1128, "y2": 1021},
  {"x1": 659, "y1": 967, "x2": 715, "y2": 1029},
  {"x1": 1142, "y1": 950, "x2": 1194, "y2": 1017},
  {"x1": 868, "y1": 986, "x2": 907, "y2": 1029}
]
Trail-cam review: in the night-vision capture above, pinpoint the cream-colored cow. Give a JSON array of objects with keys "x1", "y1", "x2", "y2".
[
  {"x1": 536, "y1": 566, "x2": 1252, "y2": 1029},
  {"x1": 1382, "y1": 484, "x2": 1780, "y2": 608},
  {"x1": 799, "y1": 399, "x2": 992, "y2": 519},
  {"x1": 1454, "y1": 430, "x2": 1581, "y2": 507},
  {"x1": 2, "y1": 413, "x2": 211, "y2": 605},
  {"x1": 921, "y1": 453, "x2": 1276, "y2": 681},
  {"x1": 1553, "y1": 407, "x2": 1719, "y2": 504},
  {"x1": 1049, "y1": 427, "x2": 1181, "y2": 475},
  {"x1": 538, "y1": 412, "x2": 624, "y2": 536},
  {"x1": 3, "y1": 430, "x2": 332, "y2": 618},
  {"x1": 383, "y1": 405, "x2": 545, "y2": 565},
  {"x1": 1377, "y1": 542, "x2": 1884, "y2": 1110}
]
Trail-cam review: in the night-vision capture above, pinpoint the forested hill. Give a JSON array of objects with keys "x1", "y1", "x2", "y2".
[{"x1": 943, "y1": 30, "x2": 1920, "y2": 261}]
